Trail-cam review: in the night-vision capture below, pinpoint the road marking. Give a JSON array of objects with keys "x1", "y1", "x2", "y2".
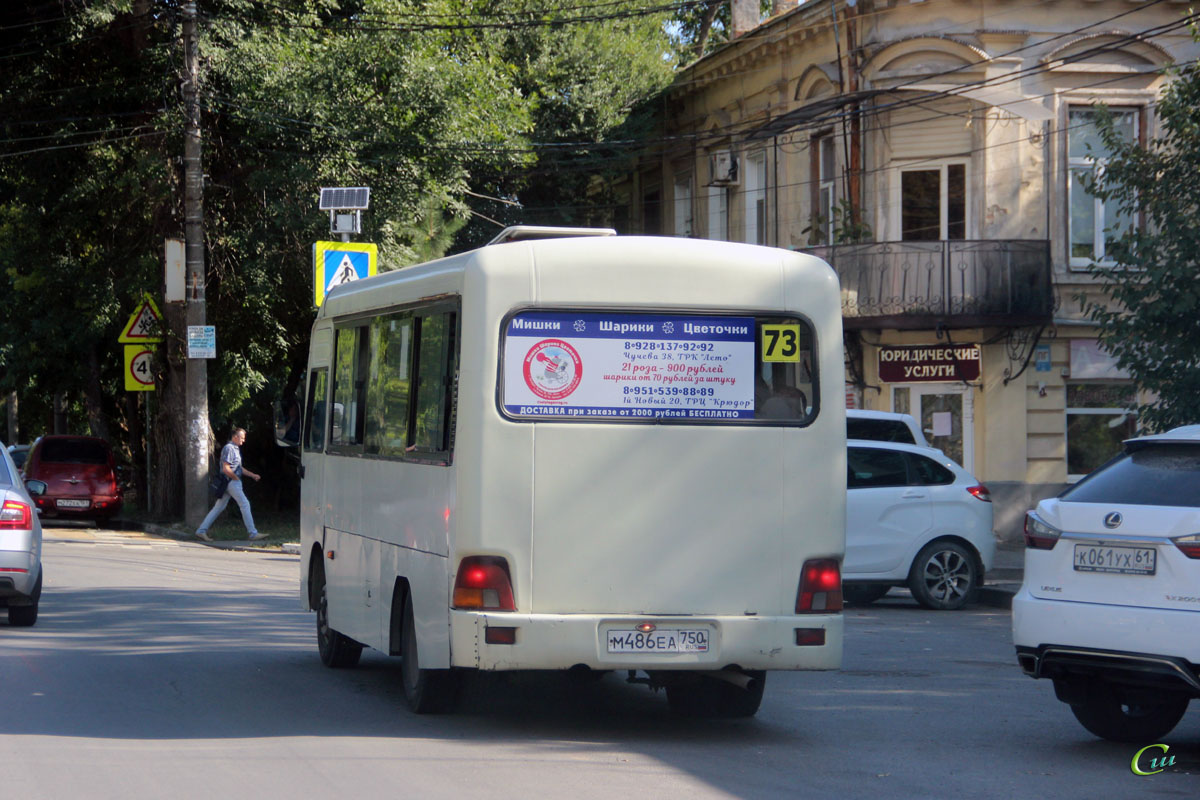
[{"x1": 42, "y1": 527, "x2": 184, "y2": 548}]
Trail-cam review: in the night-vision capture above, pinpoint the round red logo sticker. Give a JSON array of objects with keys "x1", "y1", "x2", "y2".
[{"x1": 523, "y1": 339, "x2": 583, "y2": 401}]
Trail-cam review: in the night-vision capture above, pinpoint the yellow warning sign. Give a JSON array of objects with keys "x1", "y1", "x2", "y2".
[{"x1": 119, "y1": 293, "x2": 164, "y2": 343}]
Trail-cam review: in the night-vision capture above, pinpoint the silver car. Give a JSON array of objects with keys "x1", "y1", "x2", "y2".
[{"x1": 0, "y1": 441, "x2": 43, "y2": 626}]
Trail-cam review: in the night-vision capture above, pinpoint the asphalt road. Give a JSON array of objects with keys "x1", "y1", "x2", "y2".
[{"x1": 1, "y1": 524, "x2": 1195, "y2": 799}]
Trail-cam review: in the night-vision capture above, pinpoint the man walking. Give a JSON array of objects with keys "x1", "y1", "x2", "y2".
[{"x1": 195, "y1": 427, "x2": 263, "y2": 541}]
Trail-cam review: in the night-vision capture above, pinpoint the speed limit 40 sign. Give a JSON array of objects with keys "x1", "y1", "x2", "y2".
[{"x1": 124, "y1": 345, "x2": 156, "y2": 392}]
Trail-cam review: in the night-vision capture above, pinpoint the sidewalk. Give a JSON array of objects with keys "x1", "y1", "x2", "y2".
[
  {"x1": 978, "y1": 544, "x2": 1024, "y2": 609},
  {"x1": 134, "y1": 520, "x2": 301, "y2": 555}
]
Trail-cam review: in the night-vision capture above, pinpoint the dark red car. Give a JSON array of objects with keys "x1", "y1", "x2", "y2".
[{"x1": 23, "y1": 436, "x2": 123, "y2": 521}]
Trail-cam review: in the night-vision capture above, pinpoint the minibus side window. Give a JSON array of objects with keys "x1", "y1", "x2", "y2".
[
  {"x1": 412, "y1": 312, "x2": 456, "y2": 452},
  {"x1": 304, "y1": 368, "x2": 328, "y2": 451},
  {"x1": 365, "y1": 313, "x2": 414, "y2": 456},
  {"x1": 331, "y1": 325, "x2": 370, "y2": 450}
]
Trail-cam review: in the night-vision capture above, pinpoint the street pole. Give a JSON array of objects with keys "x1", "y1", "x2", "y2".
[{"x1": 183, "y1": 1, "x2": 209, "y2": 526}]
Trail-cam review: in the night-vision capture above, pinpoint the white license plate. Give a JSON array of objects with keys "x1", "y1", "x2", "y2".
[
  {"x1": 56, "y1": 498, "x2": 91, "y2": 509},
  {"x1": 606, "y1": 628, "x2": 709, "y2": 654},
  {"x1": 1073, "y1": 544, "x2": 1156, "y2": 575}
]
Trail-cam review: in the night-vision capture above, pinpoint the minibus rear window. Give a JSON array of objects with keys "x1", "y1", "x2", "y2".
[{"x1": 499, "y1": 310, "x2": 816, "y2": 425}]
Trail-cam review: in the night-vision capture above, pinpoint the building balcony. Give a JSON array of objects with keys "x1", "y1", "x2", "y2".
[{"x1": 803, "y1": 239, "x2": 1052, "y2": 330}]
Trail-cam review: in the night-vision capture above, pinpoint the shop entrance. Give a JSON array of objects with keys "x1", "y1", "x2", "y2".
[{"x1": 892, "y1": 384, "x2": 975, "y2": 471}]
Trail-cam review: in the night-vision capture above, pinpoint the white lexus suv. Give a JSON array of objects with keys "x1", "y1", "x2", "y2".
[{"x1": 1013, "y1": 426, "x2": 1200, "y2": 742}]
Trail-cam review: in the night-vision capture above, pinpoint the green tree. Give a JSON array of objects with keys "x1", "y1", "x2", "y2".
[
  {"x1": 0, "y1": 0, "x2": 679, "y2": 515},
  {"x1": 1081, "y1": 62, "x2": 1200, "y2": 432}
]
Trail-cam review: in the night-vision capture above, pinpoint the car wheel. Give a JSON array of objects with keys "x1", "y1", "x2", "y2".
[
  {"x1": 314, "y1": 565, "x2": 362, "y2": 668},
  {"x1": 908, "y1": 541, "x2": 978, "y2": 610},
  {"x1": 8, "y1": 572, "x2": 41, "y2": 627},
  {"x1": 400, "y1": 595, "x2": 458, "y2": 714},
  {"x1": 843, "y1": 584, "x2": 891, "y2": 606},
  {"x1": 1070, "y1": 686, "x2": 1189, "y2": 743},
  {"x1": 665, "y1": 670, "x2": 766, "y2": 718}
]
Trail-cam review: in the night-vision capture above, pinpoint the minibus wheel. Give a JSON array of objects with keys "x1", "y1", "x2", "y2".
[
  {"x1": 664, "y1": 669, "x2": 766, "y2": 718},
  {"x1": 314, "y1": 563, "x2": 362, "y2": 668},
  {"x1": 400, "y1": 594, "x2": 458, "y2": 714}
]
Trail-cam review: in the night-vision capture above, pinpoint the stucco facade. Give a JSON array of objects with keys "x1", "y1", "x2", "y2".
[{"x1": 618, "y1": 0, "x2": 1199, "y2": 543}]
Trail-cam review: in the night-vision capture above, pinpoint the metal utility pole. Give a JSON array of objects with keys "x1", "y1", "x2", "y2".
[{"x1": 182, "y1": 1, "x2": 209, "y2": 526}]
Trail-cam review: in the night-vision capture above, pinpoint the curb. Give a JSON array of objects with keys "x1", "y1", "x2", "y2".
[{"x1": 132, "y1": 521, "x2": 300, "y2": 555}]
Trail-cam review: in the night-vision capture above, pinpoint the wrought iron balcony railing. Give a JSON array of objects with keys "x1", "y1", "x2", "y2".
[{"x1": 802, "y1": 239, "x2": 1052, "y2": 329}]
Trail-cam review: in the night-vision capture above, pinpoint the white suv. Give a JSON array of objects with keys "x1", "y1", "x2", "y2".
[
  {"x1": 1013, "y1": 425, "x2": 1200, "y2": 742},
  {"x1": 846, "y1": 410, "x2": 929, "y2": 448}
]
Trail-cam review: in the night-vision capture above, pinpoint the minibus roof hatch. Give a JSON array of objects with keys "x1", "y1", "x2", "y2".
[{"x1": 486, "y1": 225, "x2": 617, "y2": 246}]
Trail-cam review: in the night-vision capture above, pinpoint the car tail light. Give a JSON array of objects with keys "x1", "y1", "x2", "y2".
[
  {"x1": 966, "y1": 484, "x2": 991, "y2": 502},
  {"x1": 453, "y1": 556, "x2": 515, "y2": 611},
  {"x1": 796, "y1": 558, "x2": 842, "y2": 613},
  {"x1": 0, "y1": 500, "x2": 32, "y2": 530},
  {"x1": 1172, "y1": 534, "x2": 1200, "y2": 559},
  {"x1": 1024, "y1": 512, "x2": 1061, "y2": 550}
]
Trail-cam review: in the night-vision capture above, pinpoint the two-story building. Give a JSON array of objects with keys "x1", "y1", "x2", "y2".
[{"x1": 613, "y1": 0, "x2": 1198, "y2": 542}]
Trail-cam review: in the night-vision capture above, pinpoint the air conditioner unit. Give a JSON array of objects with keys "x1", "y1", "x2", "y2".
[{"x1": 708, "y1": 150, "x2": 739, "y2": 186}]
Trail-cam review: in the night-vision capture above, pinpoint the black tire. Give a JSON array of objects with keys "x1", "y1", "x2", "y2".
[
  {"x1": 314, "y1": 565, "x2": 362, "y2": 668},
  {"x1": 9, "y1": 572, "x2": 41, "y2": 627},
  {"x1": 844, "y1": 584, "x2": 891, "y2": 606},
  {"x1": 1070, "y1": 687, "x2": 1189, "y2": 743},
  {"x1": 400, "y1": 595, "x2": 458, "y2": 714},
  {"x1": 665, "y1": 670, "x2": 766, "y2": 718},
  {"x1": 907, "y1": 540, "x2": 978, "y2": 610}
]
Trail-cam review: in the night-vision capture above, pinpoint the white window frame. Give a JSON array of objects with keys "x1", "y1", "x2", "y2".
[
  {"x1": 891, "y1": 160, "x2": 970, "y2": 241},
  {"x1": 1067, "y1": 105, "x2": 1140, "y2": 270},
  {"x1": 673, "y1": 173, "x2": 693, "y2": 238},
  {"x1": 817, "y1": 135, "x2": 836, "y2": 244},
  {"x1": 1065, "y1": 381, "x2": 1138, "y2": 481},
  {"x1": 745, "y1": 151, "x2": 767, "y2": 245},
  {"x1": 707, "y1": 184, "x2": 727, "y2": 241}
]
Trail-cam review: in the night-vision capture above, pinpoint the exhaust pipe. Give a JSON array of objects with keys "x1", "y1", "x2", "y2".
[{"x1": 704, "y1": 669, "x2": 757, "y2": 691}]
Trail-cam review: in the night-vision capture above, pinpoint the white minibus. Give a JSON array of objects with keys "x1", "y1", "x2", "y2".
[{"x1": 294, "y1": 228, "x2": 845, "y2": 716}]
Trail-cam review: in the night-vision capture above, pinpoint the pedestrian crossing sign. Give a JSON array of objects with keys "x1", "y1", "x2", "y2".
[{"x1": 314, "y1": 241, "x2": 378, "y2": 307}]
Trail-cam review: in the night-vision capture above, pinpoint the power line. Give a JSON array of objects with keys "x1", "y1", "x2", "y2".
[{"x1": 204, "y1": 0, "x2": 700, "y2": 33}]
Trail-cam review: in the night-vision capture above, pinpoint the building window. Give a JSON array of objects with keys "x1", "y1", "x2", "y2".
[
  {"x1": 1068, "y1": 106, "x2": 1138, "y2": 269},
  {"x1": 707, "y1": 184, "x2": 727, "y2": 241},
  {"x1": 673, "y1": 174, "x2": 693, "y2": 237},
  {"x1": 817, "y1": 135, "x2": 835, "y2": 244},
  {"x1": 1066, "y1": 383, "x2": 1137, "y2": 479},
  {"x1": 899, "y1": 162, "x2": 966, "y2": 241},
  {"x1": 745, "y1": 151, "x2": 767, "y2": 245},
  {"x1": 643, "y1": 189, "x2": 661, "y2": 235}
]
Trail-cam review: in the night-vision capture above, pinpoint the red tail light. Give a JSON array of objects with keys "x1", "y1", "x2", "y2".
[
  {"x1": 796, "y1": 558, "x2": 842, "y2": 613},
  {"x1": 1024, "y1": 512, "x2": 1061, "y2": 550},
  {"x1": 453, "y1": 556, "x2": 515, "y2": 611},
  {"x1": 1172, "y1": 534, "x2": 1200, "y2": 559},
  {"x1": 966, "y1": 484, "x2": 991, "y2": 502},
  {"x1": 0, "y1": 500, "x2": 33, "y2": 530}
]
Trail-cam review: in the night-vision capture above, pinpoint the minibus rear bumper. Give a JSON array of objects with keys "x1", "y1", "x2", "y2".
[{"x1": 450, "y1": 611, "x2": 843, "y2": 671}]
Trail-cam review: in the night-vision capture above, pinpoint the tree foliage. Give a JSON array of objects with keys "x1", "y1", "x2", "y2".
[
  {"x1": 1083, "y1": 61, "x2": 1200, "y2": 431},
  {"x1": 0, "y1": 0, "x2": 677, "y2": 512}
]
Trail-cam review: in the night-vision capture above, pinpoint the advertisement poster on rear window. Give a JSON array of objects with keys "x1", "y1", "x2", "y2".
[{"x1": 502, "y1": 311, "x2": 755, "y2": 420}]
